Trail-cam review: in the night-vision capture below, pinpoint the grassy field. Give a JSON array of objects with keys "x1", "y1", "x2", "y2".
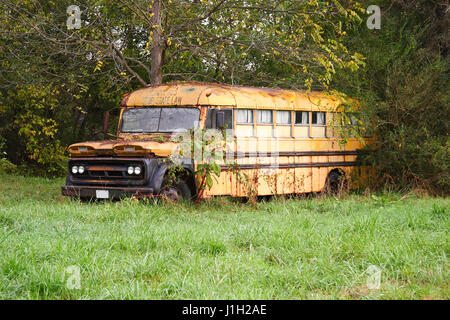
[{"x1": 0, "y1": 173, "x2": 448, "y2": 299}]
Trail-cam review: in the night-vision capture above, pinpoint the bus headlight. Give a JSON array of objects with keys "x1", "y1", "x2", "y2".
[
  {"x1": 78, "y1": 166, "x2": 85, "y2": 174},
  {"x1": 134, "y1": 166, "x2": 141, "y2": 175},
  {"x1": 127, "y1": 166, "x2": 134, "y2": 175},
  {"x1": 71, "y1": 166, "x2": 78, "y2": 174}
]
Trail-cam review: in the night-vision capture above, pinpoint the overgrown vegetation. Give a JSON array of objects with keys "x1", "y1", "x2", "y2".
[
  {"x1": 0, "y1": 174, "x2": 448, "y2": 299},
  {"x1": 333, "y1": 0, "x2": 449, "y2": 194},
  {"x1": 0, "y1": 0, "x2": 448, "y2": 194}
]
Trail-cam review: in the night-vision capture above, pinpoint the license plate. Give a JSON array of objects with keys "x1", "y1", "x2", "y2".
[{"x1": 96, "y1": 190, "x2": 109, "y2": 199}]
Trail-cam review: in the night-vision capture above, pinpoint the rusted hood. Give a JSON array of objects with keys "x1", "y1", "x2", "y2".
[{"x1": 68, "y1": 139, "x2": 179, "y2": 157}]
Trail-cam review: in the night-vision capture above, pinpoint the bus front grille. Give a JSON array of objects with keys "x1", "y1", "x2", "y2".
[{"x1": 68, "y1": 158, "x2": 147, "y2": 186}]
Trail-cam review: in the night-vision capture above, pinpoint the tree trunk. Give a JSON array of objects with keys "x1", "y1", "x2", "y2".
[{"x1": 150, "y1": 0, "x2": 164, "y2": 85}]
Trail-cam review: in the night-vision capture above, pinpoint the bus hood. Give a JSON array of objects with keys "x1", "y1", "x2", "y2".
[{"x1": 68, "y1": 139, "x2": 179, "y2": 157}]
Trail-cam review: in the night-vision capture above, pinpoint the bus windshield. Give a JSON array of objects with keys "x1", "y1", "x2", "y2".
[{"x1": 121, "y1": 107, "x2": 200, "y2": 133}]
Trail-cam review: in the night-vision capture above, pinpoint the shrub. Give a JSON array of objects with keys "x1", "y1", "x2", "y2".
[{"x1": 334, "y1": 0, "x2": 449, "y2": 195}]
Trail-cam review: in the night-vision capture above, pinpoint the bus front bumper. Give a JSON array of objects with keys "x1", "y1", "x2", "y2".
[{"x1": 61, "y1": 186, "x2": 154, "y2": 199}]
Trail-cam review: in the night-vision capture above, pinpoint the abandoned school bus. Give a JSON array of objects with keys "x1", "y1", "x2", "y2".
[{"x1": 61, "y1": 82, "x2": 372, "y2": 201}]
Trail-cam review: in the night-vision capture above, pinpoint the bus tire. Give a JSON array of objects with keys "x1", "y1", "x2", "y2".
[
  {"x1": 324, "y1": 170, "x2": 347, "y2": 195},
  {"x1": 160, "y1": 178, "x2": 192, "y2": 202}
]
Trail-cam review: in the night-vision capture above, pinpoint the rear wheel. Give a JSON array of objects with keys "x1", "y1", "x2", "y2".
[
  {"x1": 324, "y1": 171, "x2": 347, "y2": 195},
  {"x1": 159, "y1": 178, "x2": 192, "y2": 202}
]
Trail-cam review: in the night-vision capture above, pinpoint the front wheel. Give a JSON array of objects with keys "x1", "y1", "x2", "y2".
[{"x1": 159, "y1": 178, "x2": 192, "y2": 202}]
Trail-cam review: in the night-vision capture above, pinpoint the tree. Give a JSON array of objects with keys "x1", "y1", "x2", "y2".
[{"x1": 1, "y1": 0, "x2": 365, "y2": 89}]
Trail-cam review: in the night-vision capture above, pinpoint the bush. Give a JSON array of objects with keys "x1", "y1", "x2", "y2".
[
  {"x1": 0, "y1": 158, "x2": 17, "y2": 174},
  {"x1": 333, "y1": 0, "x2": 449, "y2": 195},
  {"x1": 0, "y1": 86, "x2": 67, "y2": 176}
]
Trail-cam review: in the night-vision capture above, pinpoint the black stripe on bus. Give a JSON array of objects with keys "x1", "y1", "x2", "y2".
[
  {"x1": 220, "y1": 161, "x2": 357, "y2": 170},
  {"x1": 223, "y1": 150, "x2": 358, "y2": 158}
]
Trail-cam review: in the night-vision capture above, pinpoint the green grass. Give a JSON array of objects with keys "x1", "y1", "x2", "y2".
[{"x1": 0, "y1": 173, "x2": 448, "y2": 299}]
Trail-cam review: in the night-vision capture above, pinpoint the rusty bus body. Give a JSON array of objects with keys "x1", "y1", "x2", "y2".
[{"x1": 61, "y1": 82, "x2": 372, "y2": 200}]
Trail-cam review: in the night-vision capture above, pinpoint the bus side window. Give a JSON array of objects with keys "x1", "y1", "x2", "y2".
[
  {"x1": 223, "y1": 109, "x2": 233, "y2": 129},
  {"x1": 294, "y1": 111, "x2": 309, "y2": 138},
  {"x1": 205, "y1": 109, "x2": 233, "y2": 129},
  {"x1": 236, "y1": 109, "x2": 254, "y2": 137},
  {"x1": 205, "y1": 108, "x2": 216, "y2": 129},
  {"x1": 257, "y1": 110, "x2": 273, "y2": 124},
  {"x1": 327, "y1": 112, "x2": 339, "y2": 137},
  {"x1": 236, "y1": 109, "x2": 253, "y2": 124},
  {"x1": 311, "y1": 112, "x2": 326, "y2": 126},
  {"x1": 311, "y1": 111, "x2": 326, "y2": 137},
  {"x1": 276, "y1": 110, "x2": 292, "y2": 137},
  {"x1": 295, "y1": 111, "x2": 309, "y2": 125}
]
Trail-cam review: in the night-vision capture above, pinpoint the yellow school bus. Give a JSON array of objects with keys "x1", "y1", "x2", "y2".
[{"x1": 62, "y1": 82, "x2": 372, "y2": 201}]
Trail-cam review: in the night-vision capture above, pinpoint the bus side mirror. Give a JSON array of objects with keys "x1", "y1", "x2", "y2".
[
  {"x1": 216, "y1": 111, "x2": 225, "y2": 129},
  {"x1": 103, "y1": 110, "x2": 110, "y2": 136}
]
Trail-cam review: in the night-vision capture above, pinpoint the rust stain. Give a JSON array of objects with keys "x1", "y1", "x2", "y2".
[
  {"x1": 69, "y1": 139, "x2": 178, "y2": 157},
  {"x1": 123, "y1": 81, "x2": 345, "y2": 110},
  {"x1": 88, "y1": 166, "x2": 119, "y2": 171}
]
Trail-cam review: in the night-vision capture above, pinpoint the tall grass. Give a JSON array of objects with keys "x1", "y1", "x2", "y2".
[{"x1": 0, "y1": 174, "x2": 448, "y2": 299}]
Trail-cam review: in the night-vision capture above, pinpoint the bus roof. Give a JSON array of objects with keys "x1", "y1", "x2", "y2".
[{"x1": 122, "y1": 81, "x2": 348, "y2": 111}]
